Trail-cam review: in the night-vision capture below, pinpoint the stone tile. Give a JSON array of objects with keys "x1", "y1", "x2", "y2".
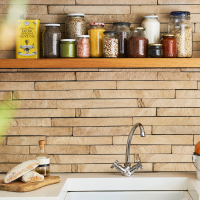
[
  {"x1": 0, "y1": 42, "x2": 15, "y2": 50},
  {"x1": 172, "y1": 146, "x2": 194, "y2": 154},
  {"x1": 193, "y1": 33, "x2": 200, "y2": 41},
  {"x1": 76, "y1": 0, "x2": 157, "y2": 4},
  {"x1": 18, "y1": 68, "x2": 98, "y2": 72},
  {"x1": 158, "y1": 72, "x2": 200, "y2": 80},
  {"x1": 158, "y1": 108, "x2": 200, "y2": 116},
  {"x1": 0, "y1": 154, "x2": 36, "y2": 162},
  {"x1": 99, "y1": 68, "x2": 180, "y2": 72},
  {"x1": 195, "y1": 23, "x2": 200, "y2": 32},
  {"x1": 0, "y1": 69, "x2": 17, "y2": 72},
  {"x1": 0, "y1": 51, "x2": 15, "y2": 58},
  {"x1": 0, "y1": 164, "x2": 17, "y2": 173},
  {"x1": 0, "y1": 92, "x2": 12, "y2": 100},
  {"x1": 7, "y1": 136, "x2": 45, "y2": 145},
  {"x1": 194, "y1": 135, "x2": 200, "y2": 144},
  {"x1": 193, "y1": 42, "x2": 200, "y2": 50},
  {"x1": 181, "y1": 68, "x2": 200, "y2": 72},
  {"x1": 0, "y1": 146, "x2": 29, "y2": 154},
  {"x1": 176, "y1": 90, "x2": 200, "y2": 98},
  {"x1": 0, "y1": 137, "x2": 6, "y2": 145},
  {"x1": 0, "y1": 82, "x2": 34, "y2": 91},
  {"x1": 51, "y1": 164, "x2": 71, "y2": 173},
  {"x1": 158, "y1": 0, "x2": 200, "y2": 4},
  {"x1": 0, "y1": 0, "x2": 75, "y2": 4}
]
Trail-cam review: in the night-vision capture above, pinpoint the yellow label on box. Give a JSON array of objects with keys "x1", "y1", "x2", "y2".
[{"x1": 16, "y1": 19, "x2": 40, "y2": 59}]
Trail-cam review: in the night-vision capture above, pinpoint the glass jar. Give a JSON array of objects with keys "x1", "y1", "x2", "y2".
[
  {"x1": 77, "y1": 35, "x2": 90, "y2": 58},
  {"x1": 112, "y1": 22, "x2": 130, "y2": 58},
  {"x1": 161, "y1": 34, "x2": 177, "y2": 58},
  {"x1": 65, "y1": 13, "x2": 86, "y2": 39},
  {"x1": 141, "y1": 15, "x2": 160, "y2": 44},
  {"x1": 60, "y1": 39, "x2": 76, "y2": 58},
  {"x1": 42, "y1": 24, "x2": 61, "y2": 58},
  {"x1": 103, "y1": 31, "x2": 118, "y2": 58},
  {"x1": 168, "y1": 11, "x2": 192, "y2": 57},
  {"x1": 148, "y1": 44, "x2": 163, "y2": 58},
  {"x1": 88, "y1": 23, "x2": 105, "y2": 58},
  {"x1": 128, "y1": 27, "x2": 148, "y2": 58}
]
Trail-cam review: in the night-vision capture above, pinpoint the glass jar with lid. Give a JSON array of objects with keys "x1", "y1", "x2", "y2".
[
  {"x1": 65, "y1": 13, "x2": 86, "y2": 39},
  {"x1": 168, "y1": 11, "x2": 192, "y2": 57},
  {"x1": 128, "y1": 27, "x2": 148, "y2": 58},
  {"x1": 42, "y1": 24, "x2": 61, "y2": 58},
  {"x1": 77, "y1": 35, "x2": 90, "y2": 58},
  {"x1": 88, "y1": 23, "x2": 105, "y2": 58},
  {"x1": 60, "y1": 39, "x2": 76, "y2": 58},
  {"x1": 161, "y1": 34, "x2": 177, "y2": 58},
  {"x1": 141, "y1": 15, "x2": 160, "y2": 44},
  {"x1": 112, "y1": 22, "x2": 131, "y2": 58},
  {"x1": 148, "y1": 44, "x2": 163, "y2": 58},
  {"x1": 103, "y1": 31, "x2": 118, "y2": 58}
]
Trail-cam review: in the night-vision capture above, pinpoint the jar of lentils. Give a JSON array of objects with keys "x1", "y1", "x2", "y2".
[
  {"x1": 103, "y1": 31, "x2": 118, "y2": 58},
  {"x1": 128, "y1": 27, "x2": 148, "y2": 58},
  {"x1": 65, "y1": 13, "x2": 86, "y2": 39},
  {"x1": 42, "y1": 24, "x2": 61, "y2": 58},
  {"x1": 77, "y1": 35, "x2": 90, "y2": 58}
]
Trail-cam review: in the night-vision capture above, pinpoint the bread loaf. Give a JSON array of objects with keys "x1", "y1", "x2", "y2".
[
  {"x1": 3, "y1": 160, "x2": 39, "y2": 184},
  {"x1": 22, "y1": 171, "x2": 44, "y2": 183}
]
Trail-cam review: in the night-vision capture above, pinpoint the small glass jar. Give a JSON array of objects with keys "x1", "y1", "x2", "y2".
[
  {"x1": 168, "y1": 11, "x2": 192, "y2": 57},
  {"x1": 88, "y1": 23, "x2": 105, "y2": 58},
  {"x1": 77, "y1": 35, "x2": 90, "y2": 58},
  {"x1": 60, "y1": 39, "x2": 76, "y2": 58},
  {"x1": 161, "y1": 34, "x2": 177, "y2": 58},
  {"x1": 148, "y1": 44, "x2": 163, "y2": 58},
  {"x1": 112, "y1": 22, "x2": 130, "y2": 58},
  {"x1": 103, "y1": 31, "x2": 118, "y2": 58},
  {"x1": 65, "y1": 13, "x2": 86, "y2": 39},
  {"x1": 42, "y1": 24, "x2": 61, "y2": 58},
  {"x1": 128, "y1": 27, "x2": 148, "y2": 58}
]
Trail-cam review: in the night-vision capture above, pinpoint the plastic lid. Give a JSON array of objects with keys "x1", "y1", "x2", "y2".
[
  {"x1": 39, "y1": 140, "x2": 45, "y2": 145},
  {"x1": 143, "y1": 15, "x2": 158, "y2": 18},
  {"x1": 77, "y1": 35, "x2": 90, "y2": 37},
  {"x1": 103, "y1": 31, "x2": 118, "y2": 34},
  {"x1": 113, "y1": 22, "x2": 131, "y2": 26},
  {"x1": 90, "y1": 23, "x2": 105, "y2": 25},
  {"x1": 67, "y1": 13, "x2": 85, "y2": 16},
  {"x1": 170, "y1": 11, "x2": 190, "y2": 16},
  {"x1": 60, "y1": 39, "x2": 76, "y2": 42},
  {"x1": 45, "y1": 24, "x2": 60, "y2": 26}
]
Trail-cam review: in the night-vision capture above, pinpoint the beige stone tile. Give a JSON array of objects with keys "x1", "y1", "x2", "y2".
[
  {"x1": 181, "y1": 67, "x2": 200, "y2": 72},
  {"x1": 193, "y1": 42, "x2": 200, "y2": 50},
  {"x1": 158, "y1": 72, "x2": 200, "y2": 80},
  {"x1": 0, "y1": 82, "x2": 34, "y2": 91},
  {"x1": 0, "y1": 92, "x2": 12, "y2": 100},
  {"x1": 7, "y1": 136, "x2": 45, "y2": 145},
  {"x1": 172, "y1": 146, "x2": 194, "y2": 154},
  {"x1": 35, "y1": 81, "x2": 116, "y2": 90},
  {"x1": 0, "y1": 164, "x2": 17, "y2": 173},
  {"x1": 0, "y1": 51, "x2": 15, "y2": 58},
  {"x1": 0, "y1": 154, "x2": 36, "y2": 162},
  {"x1": 176, "y1": 90, "x2": 200, "y2": 98},
  {"x1": 52, "y1": 118, "x2": 132, "y2": 127},
  {"x1": 30, "y1": 145, "x2": 89, "y2": 154},
  {"x1": 47, "y1": 136, "x2": 112, "y2": 145},
  {"x1": 49, "y1": 6, "x2": 130, "y2": 14},
  {"x1": 51, "y1": 164, "x2": 71, "y2": 173},
  {"x1": 0, "y1": 42, "x2": 15, "y2": 50},
  {"x1": 158, "y1": 108, "x2": 200, "y2": 116},
  {"x1": 99, "y1": 68, "x2": 180, "y2": 72},
  {"x1": 0, "y1": 72, "x2": 75, "y2": 81},
  {"x1": 76, "y1": 0, "x2": 157, "y2": 4},
  {"x1": 195, "y1": 24, "x2": 200, "y2": 32},
  {"x1": 73, "y1": 126, "x2": 152, "y2": 136},
  {"x1": 193, "y1": 33, "x2": 200, "y2": 41},
  {"x1": 0, "y1": 69, "x2": 17, "y2": 72},
  {"x1": 6, "y1": 127, "x2": 72, "y2": 136},
  {"x1": 77, "y1": 72, "x2": 157, "y2": 80},
  {"x1": 0, "y1": 137, "x2": 7, "y2": 145},
  {"x1": 197, "y1": 82, "x2": 200, "y2": 89},
  {"x1": 194, "y1": 135, "x2": 200, "y2": 144},
  {"x1": 57, "y1": 99, "x2": 138, "y2": 109},
  {"x1": 117, "y1": 81, "x2": 196, "y2": 89},
  {"x1": 158, "y1": 0, "x2": 200, "y2": 4},
  {"x1": 114, "y1": 135, "x2": 193, "y2": 145},
  {"x1": 18, "y1": 68, "x2": 98, "y2": 72},
  {"x1": 0, "y1": 0, "x2": 75, "y2": 4},
  {"x1": 76, "y1": 108, "x2": 156, "y2": 117},
  {"x1": 90, "y1": 145, "x2": 171, "y2": 154},
  {"x1": 0, "y1": 146, "x2": 29, "y2": 154}
]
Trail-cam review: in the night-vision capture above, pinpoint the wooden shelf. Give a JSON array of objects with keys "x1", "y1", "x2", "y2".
[{"x1": 0, "y1": 58, "x2": 200, "y2": 68}]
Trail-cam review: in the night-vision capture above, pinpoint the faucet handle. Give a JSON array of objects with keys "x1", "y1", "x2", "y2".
[
  {"x1": 136, "y1": 160, "x2": 143, "y2": 170},
  {"x1": 111, "y1": 160, "x2": 118, "y2": 169}
]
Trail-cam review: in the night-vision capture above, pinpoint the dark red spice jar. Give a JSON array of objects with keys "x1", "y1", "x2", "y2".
[{"x1": 161, "y1": 34, "x2": 177, "y2": 58}]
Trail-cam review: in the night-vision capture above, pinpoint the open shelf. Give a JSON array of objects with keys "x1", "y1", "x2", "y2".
[{"x1": 0, "y1": 58, "x2": 200, "y2": 68}]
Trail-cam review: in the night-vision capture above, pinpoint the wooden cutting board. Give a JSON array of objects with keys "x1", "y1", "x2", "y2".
[{"x1": 0, "y1": 176, "x2": 60, "y2": 192}]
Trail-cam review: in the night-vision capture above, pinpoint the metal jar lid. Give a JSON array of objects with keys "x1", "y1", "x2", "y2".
[
  {"x1": 77, "y1": 35, "x2": 90, "y2": 38},
  {"x1": 90, "y1": 23, "x2": 105, "y2": 25},
  {"x1": 45, "y1": 24, "x2": 60, "y2": 26},
  {"x1": 131, "y1": 27, "x2": 146, "y2": 30},
  {"x1": 60, "y1": 39, "x2": 76, "y2": 42},
  {"x1": 67, "y1": 13, "x2": 85, "y2": 16},
  {"x1": 162, "y1": 34, "x2": 175, "y2": 37},
  {"x1": 149, "y1": 44, "x2": 163, "y2": 46},
  {"x1": 143, "y1": 15, "x2": 158, "y2": 18}
]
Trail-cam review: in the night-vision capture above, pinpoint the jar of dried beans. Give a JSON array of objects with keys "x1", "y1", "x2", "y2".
[
  {"x1": 161, "y1": 34, "x2": 177, "y2": 58},
  {"x1": 168, "y1": 11, "x2": 192, "y2": 57},
  {"x1": 103, "y1": 31, "x2": 118, "y2": 58},
  {"x1": 112, "y1": 22, "x2": 130, "y2": 58},
  {"x1": 65, "y1": 13, "x2": 86, "y2": 39},
  {"x1": 88, "y1": 23, "x2": 105, "y2": 58},
  {"x1": 128, "y1": 27, "x2": 148, "y2": 58},
  {"x1": 77, "y1": 35, "x2": 90, "y2": 58},
  {"x1": 60, "y1": 39, "x2": 76, "y2": 58}
]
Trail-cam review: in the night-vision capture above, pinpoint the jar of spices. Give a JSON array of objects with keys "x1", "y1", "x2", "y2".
[
  {"x1": 148, "y1": 44, "x2": 163, "y2": 58},
  {"x1": 168, "y1": 11, "x2": 192, "y2": 57},
  {"x1": 60, "y1": 39, "x2": 76, "y2": 58},
  {"x1": 103, "y1": 31, "x2": 118, "y2": 58},
  {"x1": 65, "y1": 13, "x2": 86, "y2": 39},
  {"x1": 161, "y1": 34, "x2": 177, "y2": 58},
  {"x1": 88, "y1": 23, "x2": 105, "y2": 58},
  {"x1": 77, "y1": 35, "x2": 90, "y2": 58},
  {"x1": 42, "y1": 24, "x2": 61, "y2": 58},
  {"x1": 112, "y1": 22, "x2": 130, "y2": 58},
  {"x1": 128, "y1": 27, "x2": 148, "y2": 58}
]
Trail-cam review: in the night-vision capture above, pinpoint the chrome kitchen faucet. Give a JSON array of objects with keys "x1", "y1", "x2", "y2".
[{"x1": 111, "y1": 123, "x2": 145, "y2": 176}]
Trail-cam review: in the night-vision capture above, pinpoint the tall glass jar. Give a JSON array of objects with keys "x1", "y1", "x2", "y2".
[
  {"x1": 60, "y1": 39, "x2": 76, "y2": 58},
  {"x1": 65, "y1": 13, "x2": 86, "y2": 39},
  {"x1": 103, "y1": 31, "x2": 118, "y2": 58},
  {"x1": 112, "y1": 22, "x2": 130, "y2": 58},
  {"x1": 88, "y1": 23, "x2": 105, "y2": 58},
  {"x1": 42, "y1": 24, "x2": 61, "y2": 58},
  {"x1": 77, "y1": 35, "x2": 90, "y2": 58},
  {"x1": 168, "y1": 11, "x2": 192, "y2": 57},
  {"x1": 128, "y1": 27, "x2": 148, "y2": 58}
]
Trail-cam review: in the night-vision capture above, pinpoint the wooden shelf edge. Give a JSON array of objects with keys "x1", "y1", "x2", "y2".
[{"x1": 0, "y1": 58, "x2": 200, "y2": 68}]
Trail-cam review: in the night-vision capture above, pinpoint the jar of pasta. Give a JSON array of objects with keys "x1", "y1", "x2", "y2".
[{"x1": 88, "y1": 23, "x2": 105, "y2": 57}]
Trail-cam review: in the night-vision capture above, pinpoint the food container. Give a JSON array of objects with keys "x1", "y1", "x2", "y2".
[
  {"x1": 112, "y1": 22, "x2": 130, "y2": 58},
  {"x1": 141, "y1": 15, "x2": 160, "y2": 44},
  {"x1": 128, "y1": 27, "x2": 148, "y2": 58},
  {"x1": 88, "y1": 23, "x2": 105, "y2": 58},
  {"x1": 148, "y1": 44, "x2": 163, "y2": 58},
  {"x1": 65, "y1": 13, "x2": 86, "y2": 39},
  {"x1": 103, "y1": 31, "x2": 118, "y2": 58},
  {"x1": 77, "y1": 35, "x2": 90, "y2": 58},
  {"x1": 60, "y1": 39, "x2": 76, "y2": 58},
  {"x1": 168, "y1": 11, "x2": 192, "y2": 57},
  {"x1": 161, "y1": 34, "x2": 177, "y2": 58},
  {"x1": 42, "y1": 24, "x2": 61, "y2": 58}
]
